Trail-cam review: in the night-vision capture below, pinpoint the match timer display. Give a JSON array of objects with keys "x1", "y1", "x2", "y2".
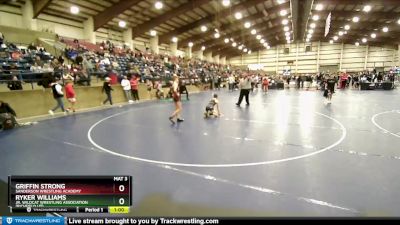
[{"x1": 8, "y1": 176, "x2": 132, "y2": 213}]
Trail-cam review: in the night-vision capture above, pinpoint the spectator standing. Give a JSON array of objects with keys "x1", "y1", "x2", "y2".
[
  {"x1": 300, "y1": 76, "x2": 305, "y2": 88},
  {"x1": 155, "y1": 81, "x2": 164, "y2": 99},
  {"x1": 64, "y1": 77, "x2": 77, "y2": 113},
  {"x1": 262, "y1": 76, "x2": 269, "y2": 94},
  {"x1": 296, "y1": 76, "x2": 301, "y2": 88},
  {"x1": 234, "y1": 75, "x2": 240, "y2": 90},
  {"x1": 347, "y1": 74, "x2": 352, "y2": 87},
  {"x1": 250, "y1": 75, "x2": 256, "y2": 92},
  {"x1": 316, "y1": 74, "x2": 322, "y2": 90},
  {"x1": 352, "y1": 75, "x2": 358, "y2": 88},
  {"x1": 102, "y1": 77, "x2": 113, "y2": 105},
  {"x1": 286, "y1": 76, "x2": 291, "y2": 86},
  {"x1": 228, "y1": 74, "x2": 235, "y2": 91},
  {"x1": 340, "y1": 72, "x2": 348, "y2": 89},
  {"x1": 215, "y1": 75, "x2": 221, "y2": 90},
  {"x1": 179, "y1": 79, "x2": 189, "y2": 101},
  {"x1": 209, "y1": 75, "x2": 214, "y2": 90},
  {"x1": 48, "y1": 79, "x2": 66, "y2": 115},
  {"x1": 146, "y1": 79, "x2": 152, "y2": 99},
  {"x1": 130, "y1": 75, "x2": 140, "y2": 102},
  {"x1": 121, "y1": 76, "x2": 133, "y2": 103},
  {"x1": 108, "y1": 70, "x2": 118, "y2": 85},
  {"x1": 82, "y1": 56, "x2": 93, "y2": 85}
]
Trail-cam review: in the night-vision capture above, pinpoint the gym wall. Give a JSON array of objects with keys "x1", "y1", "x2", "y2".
[
  {"x1": 0, "y1": 85, "x2": 202, "y2": 118},
  {"x1": 228, "y1": 42, "x2": 398, "y2": 74}
]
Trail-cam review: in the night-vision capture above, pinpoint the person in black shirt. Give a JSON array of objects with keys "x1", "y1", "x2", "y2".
[
  {"x1": 179, "y1": 79, "x2": 189, "y2": 100},
  {"x1": 28, "y1": 42, "x2": 37, "y2": 51},
  {"x1": 7, "y1": 76, "x2": 23, "y2": 91},
  {"x1": 296, "y1": 76, "x2": 301, "y2": 88},
  {"x1": 102, "y1": 77, "x2": 113, "y2": 105},
  {"x1": 75, "y1": 54, "x2": 83, "y2": 64},
  {"x1": 327, "y1": 77, "x2": 336, "y2": 93},
  {"x1": 367, "y1": 75, "x2": 372, "y2": 82},
  {"x1": 39, "y1": 72, "x2": 53, "y2": 88},
  {"x1": 216, "y1": 75, "x2": 222, "y2": 90},
  {"x1": 209, "y1": 75, "x2": 214, "y2": 90},
  {"x1": 48, "y1": 79, "x2": 66, "y2": 115},
  {"x1": 0, "y1": 100, "x2": 19, "y2": 129},
  {"x1": 58, "y1": 55, "x2": 64, "y2": 65},
  {"x1": 377, "y1": 73, "x2": 383, "y2": 83},
  {"x1": 353, "y1": 75, "x2": 359, "y2": 88},
  {"x1": 0, "y1": 101, "x2": 16, "y2": 117},
  {"x1": 389, "y1": 74, "x2": 395, "y2": 82},
  {"x1": 324, "y1": 76, "x2": 336, "y2": 104}
]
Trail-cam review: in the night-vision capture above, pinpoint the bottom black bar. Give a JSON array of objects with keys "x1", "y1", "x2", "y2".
[
  {"x1": 10, "y1": 207, "x2": 109, "y2": 213},
  {"x1": 65, "y1": 217, "x2": 400, "y2": 225}
]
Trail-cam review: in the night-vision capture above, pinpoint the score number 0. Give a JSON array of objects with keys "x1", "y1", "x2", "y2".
[{"x1": 118, "y1": 185, "x2": 126, "y2": 205}]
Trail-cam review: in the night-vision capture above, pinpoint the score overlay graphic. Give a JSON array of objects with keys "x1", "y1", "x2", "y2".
[{"x1": 8, "y1": 176, "x2": 132, "y2": 213}]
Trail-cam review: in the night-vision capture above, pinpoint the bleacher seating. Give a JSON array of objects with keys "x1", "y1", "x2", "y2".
[
  {"x1": 0, "y1": 42, "x2": 57, "y2": 89},
  {"x1": 61, "y1": 37, "x2": 101, "y2": 52},
  {"x1": 1, "y1": 36, "x2": 234, "y2": 91}
]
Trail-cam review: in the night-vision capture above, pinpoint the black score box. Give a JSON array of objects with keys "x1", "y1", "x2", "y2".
[{"x1": 8, "y1": 176, "x2": 132, "y2": 209}]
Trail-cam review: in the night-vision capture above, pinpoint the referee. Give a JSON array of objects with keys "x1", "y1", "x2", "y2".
[{"x1": 236, "y1": 73, "x2": 252, "y2": 106}]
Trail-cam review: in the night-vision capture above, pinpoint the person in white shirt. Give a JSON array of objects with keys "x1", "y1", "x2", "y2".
[
  {"x1": 101, "y1": 57, "x2": 110, "y2": 65},
  {"x1": 121, "y1": 76, "x2": 133, "y2": 103},
  {"x1": 30, "y1": 63, "x2": 42, "y2": 72},
  {"x1": 252, "y1": 75, "x2": 259, "y2": 91},
  {"x1": 236, "y1": 73, "x2": 252, "y2": 106},
  {"x1": 228, "y1": 74, "x2": 235, "y2": 91},
  {"x1": 155, "y1": 81, "x2": 164, "y2": 99},
  {"x1": 42, "y1": 63, "x2": 54, "y2": 72}
]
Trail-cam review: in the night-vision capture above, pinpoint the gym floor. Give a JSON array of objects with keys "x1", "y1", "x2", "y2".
[{"x1": 1, "y1": 88, "x2": 400, "y2": 216}]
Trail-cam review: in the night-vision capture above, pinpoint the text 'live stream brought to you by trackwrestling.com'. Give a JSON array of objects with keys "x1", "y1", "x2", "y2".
[{"x1": 0, "y1": 217, "x2": 222, "y2": 225}]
